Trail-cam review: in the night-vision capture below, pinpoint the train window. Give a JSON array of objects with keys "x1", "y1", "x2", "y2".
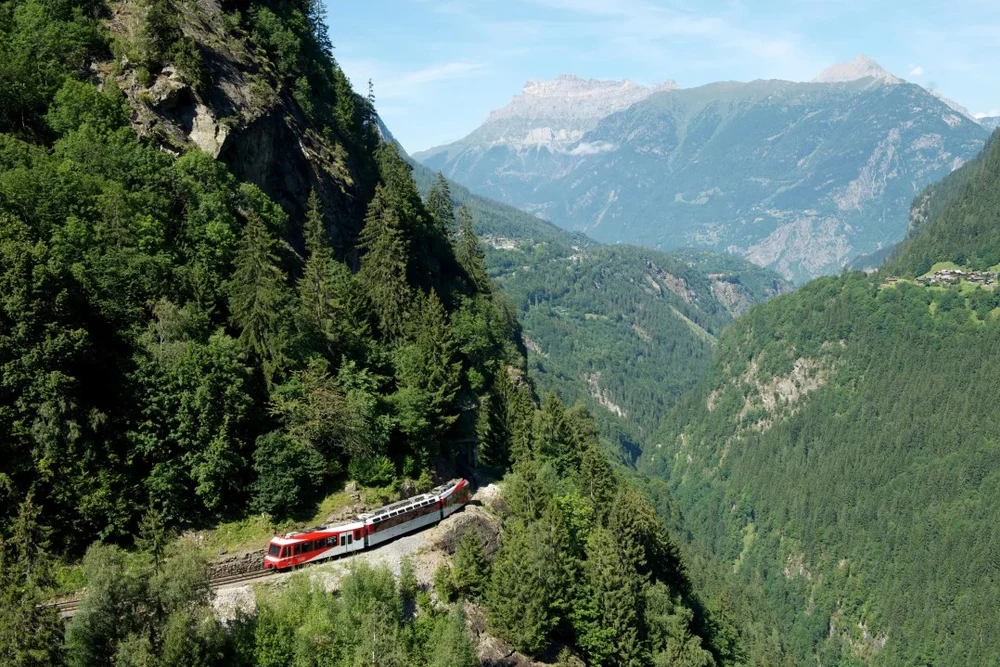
[
  {"x1": 314, "y1": 540, "x2": 324, "y2": 552},
  {"x1": 268, "y1": 544, "x2": 280, "y2": 556},
  {"x1": 293, "y1": 544, "x2": 301, "y2": 556},
  {"x1": 340, "y1": 535, "x2": 347, "y2": 546},
  {"x1": 347, "y1": 535, "x2": 352, "y2": 544},
  {"x1": 354, "y1": 529, "x2": 362, "y2": 540},
  {"x1": 280, "y1": 547, "x2": 288, "y2": 558},
  {"x1": 327, "y1": 536, "x2": 337, "y2": 547}
]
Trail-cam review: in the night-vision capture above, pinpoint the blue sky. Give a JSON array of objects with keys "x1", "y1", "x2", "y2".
[{"x1": 328, "y1": 0, "x2": 1000, "y2": 153}]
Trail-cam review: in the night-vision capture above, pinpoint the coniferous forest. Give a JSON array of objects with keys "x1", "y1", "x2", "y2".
[
  {"x1": 0, "y1": 0, "x2": 728, "y2": 664},
  {"x1": 3, "y1": 0, "x2": 1000, "y2": 664}
]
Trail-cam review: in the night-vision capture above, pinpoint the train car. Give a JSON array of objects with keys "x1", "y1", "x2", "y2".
[{"x1": 264, "y1": 478, "x2": 471, "y2": 571}]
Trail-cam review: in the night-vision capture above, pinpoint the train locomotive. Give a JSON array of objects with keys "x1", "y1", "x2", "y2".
[{"x1": 263, "y1": 478, "x2": 471, "y2": 571}]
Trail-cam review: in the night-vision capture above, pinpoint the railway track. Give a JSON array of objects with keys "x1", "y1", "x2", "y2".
[{"x1": 52, "y1": 567, "x2": 276, "y2": 619}]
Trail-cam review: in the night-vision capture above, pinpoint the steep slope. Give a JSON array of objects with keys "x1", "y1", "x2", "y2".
[
  {"x1": 883, "y1": 131, "x2": 1000, "y2": 275},
  {"x1": 500, "y1": 244, "x2": 788, "y2": 456},
  {"x1": 418, "y1": 61, "x2": 988, "y2": 283},
  {"x1": 404, "y1": 153, "x2": 789, "y2": 454},
  {"x1": 978, "y1": 116, "x2": 1000, "y2": 131},
  {"x1": 641, "y1": 138, "x2": 1000, "y2": 664},
  {"x1": 0, "y1": 0, "x2": 522, "y2": 552}
]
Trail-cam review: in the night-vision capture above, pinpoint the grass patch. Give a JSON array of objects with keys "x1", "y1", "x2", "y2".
[
  {"x1": 928, "y1": 261, "x2": 964, "y2": 274},
  {"x1": 51, "y1": 563, "x2": 87, "y2": 597},
  {"x1": 307, "y1": 489, "x2": 356, "y2": 525},
  {"x1": 197, "y1": 514, "x2": 287, "y2": 556}
]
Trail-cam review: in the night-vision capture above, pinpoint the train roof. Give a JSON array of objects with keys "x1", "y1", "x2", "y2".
[
  {"x1": 269, "y1": 520, "x2": 365, "y2": 545},
  {"x1": 357, "y1": 478, "x2": 466, "y2": 523},
  {"x1": 267, "y1": 478, "x2": 468, "y2": 542}
]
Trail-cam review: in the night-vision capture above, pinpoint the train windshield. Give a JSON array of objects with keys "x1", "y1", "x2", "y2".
[{"x1": 267, "y1": 544, "x2": 280, "y2": 556}]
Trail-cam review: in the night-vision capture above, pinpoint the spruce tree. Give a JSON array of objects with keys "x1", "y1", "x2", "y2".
[
  {"x1": 0, "y1": 495, "x2": 63, "y2": 667},
  {"x1": 429, "y1": 607, "x2": 477, "y2": 667},
  {"x1": 532, "y1": 393, "x2": 578, "y2": 473},
  {"x1": 485, "y1": 519, "x2": 561, "y2": 656},
  {"x1": 451, "y1": 531, "x2": 487, "y2": 599},
  {"x1": 358, "y1": 185, "x2": 412, "y2": 340},
  {"x1": 426, "y1": 172, "x2": 455, "y2": 235},
  {"x1": 229, "y1": 211, "x2": 290, "y2": 384},
  {"x1": 393, "y1": 289, "x2": 462, "y2": 457},
  {"x1": 456, "y1": 204, "x2": 490, "y2": 293},
  {"x1": 579, "y1": 527, "x2": 646, "y2": 667},
  {"x1": 297, "y1": 191, "x2": 369, "y2": 360}
]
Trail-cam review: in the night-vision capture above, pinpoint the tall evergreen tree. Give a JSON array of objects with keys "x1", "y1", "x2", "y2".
[
  {"x1": 393, "y1": 290, "x2": 463, "y2": 459},
  {"x1": 532, "y1": 393, "x2": 578, "y2": 473},
  {"x1": 578, "y1": 527, "x2": 646, "y2": 667},
  {"x1": 485, "y1": 519, "x2": 564, "y2": 656},
  {"x1": 359, "y1": 185, "x2": 412, "y2": 341},
  {"x1": 426, "y1": 172, "x2": 455, "y2": 236},
  {"x1": 0, "y1": 495, "x2": 63, "y2": 667},
  {"x1": 297, "y1": 190, "x2": 368, "y2": 360},
  {"x1": 229, "y1": 211, "x2": 290, "y2": 384},
  {"x1": 456, "y1": 204, "x2": 490, "y2": 292}
]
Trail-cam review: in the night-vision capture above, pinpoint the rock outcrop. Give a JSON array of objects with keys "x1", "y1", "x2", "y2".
[{"x1": 102, "y1": 0, "x2": 370, "y2": 253}]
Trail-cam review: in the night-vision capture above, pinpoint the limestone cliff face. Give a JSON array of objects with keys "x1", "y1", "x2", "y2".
[{"x1": 102, "y1": 0, "x2": 370, "y2": 253}]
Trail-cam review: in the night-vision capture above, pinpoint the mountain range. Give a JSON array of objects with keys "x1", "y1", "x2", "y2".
[{"x1": 416, "y1": 56, "x2": 991, "y2": 283}]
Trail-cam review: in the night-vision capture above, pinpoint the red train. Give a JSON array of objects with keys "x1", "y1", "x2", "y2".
[{"x1": 263, "y1": 478, "x2": 471, "y2": 571}]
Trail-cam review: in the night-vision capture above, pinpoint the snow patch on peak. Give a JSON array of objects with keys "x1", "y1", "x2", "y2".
[{"x1": 812, "y1": 55, "x2": 900, "y2": 84}]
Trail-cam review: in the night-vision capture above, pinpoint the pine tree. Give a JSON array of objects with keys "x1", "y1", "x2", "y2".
[
  {"x1": 297, "y1": 191, "x2": 369, "y2": 360},
  {"x1": 456, "y1": 204, "x2": 490, "y2": 292},
  {"x1": 426, "y1": 172, "x2": 455, "y2": 236},
  {"x1": 451, "y1": 531, "x2": 487, "y2": 599},
  {"x1": 358, "y1": 185, "x2": 412, "y2": 340},
  {"x1": 229, "y1": 211, "x2": 290, "y2": 384},
  {"x1": 0, "y1": 495, "x2": 63, "y2": 667},
  {"x1": 578, "y1": 527, "x2": 646, "y2": 667},
  {"x1": 532, "y1": 393, "x2": 579, "y2": 473}
]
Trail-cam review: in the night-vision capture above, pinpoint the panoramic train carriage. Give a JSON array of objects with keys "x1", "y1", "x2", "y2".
[{"x1": 264, "y1": 478, "x2": 471, "y2": 571}]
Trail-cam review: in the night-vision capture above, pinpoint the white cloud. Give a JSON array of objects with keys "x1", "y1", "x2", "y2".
[
  {"x1": 909, "y1": 65, "x2": 925, "y2": 76},
  {"x1": 974, "y1": 109, "x2": 1000, "y2": 119}
]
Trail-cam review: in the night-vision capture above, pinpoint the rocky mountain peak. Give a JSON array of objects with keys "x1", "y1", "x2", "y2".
[
  {"x1": 487, "y1": 75, "x2": 680, "y2": 124},
  {"x1": 812, "y1": 55, "x2": 901, "y2": 84}
]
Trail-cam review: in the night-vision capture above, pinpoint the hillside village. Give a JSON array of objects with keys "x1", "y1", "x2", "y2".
[{"x1": 884, "y1": 268, "x2": 998, "y2": 288}]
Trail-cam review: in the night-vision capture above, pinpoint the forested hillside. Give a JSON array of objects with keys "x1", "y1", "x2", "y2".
[
  {"x1": 884, "y1": 131, "x2": 1000, "y2": 276},
  {"x1": 642, "y1": 141, "x2": 1000, "y2": 663},
  {"x1": 406, "y1": 156, "x2": 790, "y2": 458},
  {"x1": 499, "y1": 244, "x2": 788, "y2": 456},
  {"x1": 0, "y1": 0, "x2": 525, "y2": 554},
  {"x1": 0, "y1": 0, "x2": 746, "y2": 664}
]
